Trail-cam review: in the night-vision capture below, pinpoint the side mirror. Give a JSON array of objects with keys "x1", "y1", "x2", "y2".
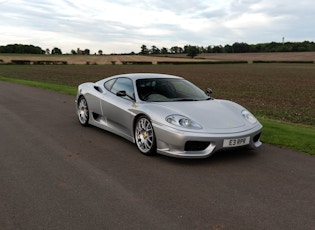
[
  {"x1": 116, "y1": 90, "x2": 127, "y2": 97},
  {"x1": 205, "y1": 88, "x2": 213, "y2": 96},
  {"x1": 116, "y1": 90, "x2": 135, "y2": 100}
]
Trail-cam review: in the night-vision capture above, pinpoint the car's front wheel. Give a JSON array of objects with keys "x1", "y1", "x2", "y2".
[
  {"x1": 135, "y1": 116, "x2": 156, "y2": 156},
  {"x1": 77, "y1": 96, "x2": 89, "y2": 126}
]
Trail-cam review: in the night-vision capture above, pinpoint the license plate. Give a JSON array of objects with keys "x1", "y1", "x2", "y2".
[{"x1": 223, "y1": 137, "x2": 250, "y2": 148}]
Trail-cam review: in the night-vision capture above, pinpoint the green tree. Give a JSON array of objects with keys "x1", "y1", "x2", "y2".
[
  {"x1": 206, "y1": 45, "x2": 212, "y2": 53},
  {"x1": 232, "y1": 42, "x2": 250, "y2": 53},
  {"x1": 212, "y1": 45, "x2": 224, "y2": 53},
  {"x1": 161, "y1": 47, "x2": 168, "y2": 54},
  {"x1": 84, "y1": 49, "x2": 90, "y2": 55},
  {"x1": 224, "y1": 45, "x2": 232, "y2": 53},
  {"x1": 170, "y1": 46, "x2": 183, "y2": 54},
  {"x1": 140, "y1": 45, "x2": 149, "y2": 54},
  {"x1": 150, "y1": 45, "x2": 160, "y2": 54},
  {"x1": 186, "y1": 45, "x2": 199, "y2": 58},
  {"x1": 51, "y1": 47, "x2": 62, "y2": 55},
  {"x1": 0, "y1": 44, "x2": 43, "y2": 54}
]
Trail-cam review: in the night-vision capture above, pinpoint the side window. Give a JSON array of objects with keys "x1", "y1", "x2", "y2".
[
  {"x1": 110, "y1": 78, "x2": 134, "y2": 100},
  {"x1": 104, "y1": 79, "x2": 116, "y2": 91}
]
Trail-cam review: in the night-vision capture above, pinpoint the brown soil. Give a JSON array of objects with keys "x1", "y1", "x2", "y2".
[
  {"x1": 0, "y1": 54, "x2": 210, "y2": 65},
  {"x1": 198, "y1": 52, "x2": 315, "y2": 62},
  {"x1": 1, "y1": 52, "x2": 315, "y2": 65}
]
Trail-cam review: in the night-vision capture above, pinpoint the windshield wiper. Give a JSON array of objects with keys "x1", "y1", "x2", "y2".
[
  {"x1": 175, "y1": 98, "x2": 199, "y2": 101},
  {"x1": 176, "y1": 97, "x2": 213, "y2": 101}
]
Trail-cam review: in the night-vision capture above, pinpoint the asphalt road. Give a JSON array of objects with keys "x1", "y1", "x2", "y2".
[{"x1": 0, "y1": 81, "x2": 315, "y2": 230}]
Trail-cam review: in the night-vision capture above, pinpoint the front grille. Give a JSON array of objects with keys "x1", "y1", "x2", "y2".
[{"x1": 185, "y1": 141, "x2": 210, "y2": 151}]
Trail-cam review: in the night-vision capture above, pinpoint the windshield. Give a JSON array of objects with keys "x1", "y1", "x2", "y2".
[{"x1": 136, "y1": 78, "x2": 210, "y2": 102}]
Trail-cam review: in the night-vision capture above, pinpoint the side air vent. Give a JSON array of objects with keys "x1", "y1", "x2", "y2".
[{"x1": 94, "y1": 86, "x2": 103, "y2": 93}]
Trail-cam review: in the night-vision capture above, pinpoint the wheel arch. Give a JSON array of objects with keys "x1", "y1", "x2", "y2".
[
  {"x1": 76, "y1": 94, "x2": 85, "y2": 105},
  {"x1": 76, "y1": 94, "x2": 90, "y2": 126}
]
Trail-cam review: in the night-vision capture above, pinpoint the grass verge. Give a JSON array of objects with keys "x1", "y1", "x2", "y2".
[
  {"x1": 1, "y1": 76, "x2": 314, "y2": 155},
  {"x1": 259, "y1": 118, "x2": 315, "y2": 155},
  {"x1": 0, "y1": 76, "x2": 76, "y2": 95}
]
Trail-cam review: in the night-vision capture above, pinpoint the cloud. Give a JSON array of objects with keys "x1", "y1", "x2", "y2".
[{"x1": 0, "y1": 0, "x2": 314, "y2": 53}]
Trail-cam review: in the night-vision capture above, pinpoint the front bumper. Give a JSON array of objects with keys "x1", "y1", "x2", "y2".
[{"x1": 153, "y1": 122, "x2": 263, "y2": 158}]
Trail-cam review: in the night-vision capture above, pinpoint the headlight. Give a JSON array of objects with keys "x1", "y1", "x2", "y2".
[
  {"x1": 242, "y1": 110, "x2": 257, "y2": 124},
  {"x1": 166, "y1": 115, "x2": 202, "y2": 129}
]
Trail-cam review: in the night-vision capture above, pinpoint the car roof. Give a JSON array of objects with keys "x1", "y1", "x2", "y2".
[{"x1": 107, "y1": 73, "x2": 183, "y2": 81}]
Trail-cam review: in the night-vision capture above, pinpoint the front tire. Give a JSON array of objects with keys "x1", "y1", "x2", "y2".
[
  {"x1": 135, "y1": 116, "x2": 156, "y2": 156},
  {"x1": 77, "y1": 96, "x2": 89, "y2": 126}
]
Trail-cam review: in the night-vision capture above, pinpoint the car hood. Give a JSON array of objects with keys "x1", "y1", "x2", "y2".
[{"x1": 140, "y1": 99, "x2": 254, "y2": 133}]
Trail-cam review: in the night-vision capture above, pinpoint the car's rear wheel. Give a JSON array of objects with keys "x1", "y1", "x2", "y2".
[
  {"x1": 135, "y1": 116, "x2": 156, "y2": 156},
  {"x1": 77, "y1": 96, "x2": 89, "y2": 126}
]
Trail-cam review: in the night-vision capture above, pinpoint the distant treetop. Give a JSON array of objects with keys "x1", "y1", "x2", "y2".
[{"x1": 0, "y1": 44, "x2": 44, "y2": 54}]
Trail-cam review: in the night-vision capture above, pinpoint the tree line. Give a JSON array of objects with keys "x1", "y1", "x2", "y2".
[
  {"x1": 0, "y1": 44, "x2": 92, "y2": 55},
  {"x1": 140, "y1": 41, "x2": 315, "y2": 56},
  {"x1": 0, "y1": 44, "x2": 44, "y2": 54},
  {"x1": 1, "y1": 41, "x2": 315, "y2": 56}
]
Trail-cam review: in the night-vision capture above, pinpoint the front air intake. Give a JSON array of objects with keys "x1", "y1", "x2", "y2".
[
  {"x1": 185, "y1": 141, "x2": 210, "y2": 151},
  {"x1": 253, "y1": 133, "x2": 262, "y2": 143}
]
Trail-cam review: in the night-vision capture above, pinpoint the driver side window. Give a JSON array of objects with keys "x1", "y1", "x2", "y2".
[{"x1": 110, "y1": 78, "x2": 134, "y2": 100}]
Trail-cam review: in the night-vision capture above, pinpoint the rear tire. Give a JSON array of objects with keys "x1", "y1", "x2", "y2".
[
  {"x1": 134, "y1": 116, "x2": 156, "y2": 156},
  {"x1": 77, "y1": 96, "x2": 89, "y2": 126}
]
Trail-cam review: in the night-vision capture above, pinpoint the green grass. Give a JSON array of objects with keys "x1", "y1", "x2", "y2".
[
  {"x1": 0, "y1": 76, "x2": 76, "y2": 95},
  {"x1": 1, "y1": 76, "x2": 314, "y2": 155},
  {"x1": 259, "y1": 118, "x2": 315, "y2": 155}
]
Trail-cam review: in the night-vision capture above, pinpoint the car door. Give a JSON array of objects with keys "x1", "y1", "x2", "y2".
[{"x1": 101, "y1": 77, "x2": 136, "y2": 140}]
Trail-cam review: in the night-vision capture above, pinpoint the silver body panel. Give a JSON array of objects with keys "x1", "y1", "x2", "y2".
[{"x1": 76, "y1": 73, "x2": 262, "y2": 158}]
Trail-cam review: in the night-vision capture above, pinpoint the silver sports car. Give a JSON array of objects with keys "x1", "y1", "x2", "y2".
[{"x1": 76, "y1": 73, "x2": 262, "y2": 158}]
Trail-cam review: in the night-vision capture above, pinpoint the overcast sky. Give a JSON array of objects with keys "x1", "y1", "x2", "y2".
[{"x1": 1, "y1": 0, "x2": 314, "y2": 54}]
